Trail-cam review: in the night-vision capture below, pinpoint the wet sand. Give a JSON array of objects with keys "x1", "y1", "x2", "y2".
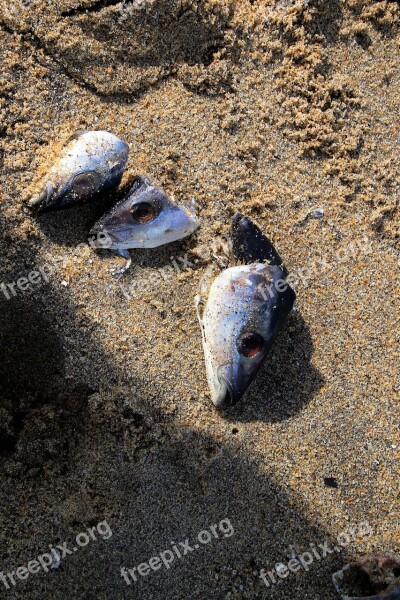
[{"x1": 0, "y1": 1, "x2": 399, "y2": 598}]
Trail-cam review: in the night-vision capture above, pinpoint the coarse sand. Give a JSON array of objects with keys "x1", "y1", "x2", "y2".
[{"x1": 0, "y1": 1, "x2": 399, "y2": 598}]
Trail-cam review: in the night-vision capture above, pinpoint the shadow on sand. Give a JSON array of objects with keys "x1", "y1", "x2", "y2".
[{"x1": 0, "y1": 237, "x2": 337, "y2": 600}]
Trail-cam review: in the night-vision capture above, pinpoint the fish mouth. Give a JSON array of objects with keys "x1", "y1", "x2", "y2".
[
  {"x1": 170, "y1": 203, "x2": 200, "y2": 237},
  {"x1": 181, "y1": 198, "x2": 200, "y2": 229},
  {"x1": 29, "y1": 182, "x2": 55, "y2": 212},
  {"x1": 89, "y1": 224, "x2": 120, "y2": 249},
  {"x1": 213, "y1": 359, "x2": 258, "y2": 409},
  {"x1": 213, "y1": 367, "x2": 248, "y2": 410},
  {"x1": 214, "y1": 376, "x2": 235, "y2": 410}
]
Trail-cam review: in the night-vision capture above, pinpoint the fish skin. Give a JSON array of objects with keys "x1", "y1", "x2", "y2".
[
  {"x1": 197, "y1": 214, "x2": 295, "y2": 409},
  {"x1": 90, "y1": 177, "x2": 199, "y2": 250},
  {"x1": 30, "y1": 130, "x2": 129, "y2": 211}
]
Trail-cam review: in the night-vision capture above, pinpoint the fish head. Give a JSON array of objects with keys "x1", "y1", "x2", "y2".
[
  {"x1": 91, "y1": 177, "x2": 199, "y2": 249},
  {"x1": 30, "y1": 130, "x2": 129, "y2": 211},
  {"x1": 201, "y1": 264, "x2": 295, "y2": 409}
]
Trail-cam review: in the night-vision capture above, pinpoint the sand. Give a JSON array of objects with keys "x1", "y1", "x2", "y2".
[{"x1": 0, "y1": 0, "x2": 399, "y2": 598}]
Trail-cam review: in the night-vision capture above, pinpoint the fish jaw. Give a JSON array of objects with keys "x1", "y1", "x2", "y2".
[
  {"x1": 204, "y1": 360, "x2": 257, "y2": 409},
  {"x1": 231, "y1": 212, "x2": 288, "y2": 275},
  {"x1": 201, "y1": 263, "x2": 295, "y2": 409}
]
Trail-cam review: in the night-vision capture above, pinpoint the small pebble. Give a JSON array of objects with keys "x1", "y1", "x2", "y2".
[
  {"x1": 310, "y1": 207, "x2": 324, "y2": 218},
  {"x1": 324, "y1": 477, "x2": 338, "y2": 488}
]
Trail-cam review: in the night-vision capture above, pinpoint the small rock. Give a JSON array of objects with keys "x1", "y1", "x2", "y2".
[
  {"x1": 324, "y1": 477, "x2": 338, "y2": 488},
  {"x1": 310, "y1": 207, "x2": 324, "y2": 218}
]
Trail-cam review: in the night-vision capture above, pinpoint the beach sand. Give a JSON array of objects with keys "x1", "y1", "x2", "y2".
[{"x1": 0, "y1": 0, "x2": 399, "y2": 598}]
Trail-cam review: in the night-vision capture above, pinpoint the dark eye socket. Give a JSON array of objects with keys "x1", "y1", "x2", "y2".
[
  {"x1": 238, "y1": 331, "x2": 264, "y2": 357},
  {"x1": 71, "y1": 171, "x2": 100, "y2": 196},
  {"x1": 130, "y1": 202, "x2": 157, "y2": 224}
]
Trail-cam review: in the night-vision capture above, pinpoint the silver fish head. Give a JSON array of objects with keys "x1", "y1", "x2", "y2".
[
  {"x1": 201, "y1": 263, "x2": 295, "y2": 409},
  {"x1": 90, "y1": 177, "x2": 199, "y2": 249},
  {"x1": 30, "y1": 130, "x2": 129, "y2": 211}
]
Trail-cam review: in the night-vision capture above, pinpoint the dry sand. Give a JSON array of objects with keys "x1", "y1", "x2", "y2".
[{"x1": 0, "y1": 0, "x2": 399, "y2": 598}]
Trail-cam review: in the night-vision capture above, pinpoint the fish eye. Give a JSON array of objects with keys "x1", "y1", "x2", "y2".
[
  {"x1": 130, "y1": 202, "x2": 157, "y2": 224},
  {"x1": 238, "y1": 331, "x2": 264, "y2": 357},
  {"x1": 71, "y1": 171, "x2": 101, "y2": 196}
]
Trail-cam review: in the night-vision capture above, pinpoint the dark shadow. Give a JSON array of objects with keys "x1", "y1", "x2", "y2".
[
  {"x1": 73, "y1": 0, "x2": 232, "y2": 69},
  {"x1": 219, "y1": 311, "x2": 324, "y2": 424},
  {"x1": 56, "y1": 0, "x2": 237, "y2": 99},
  {"x1": 31, "y1": 191, "x2": 123, "y2": 248},
  {"x1": 0, "y1": 297, "x2": 65, "y2": 398},
  {"x1": 94, "y1": 232, "x2": 202, "y2": 280},
  {"x1": 0, "y1": 238, "x2": 116, "y2": 472},
  {"x1": 305, "y1": 0, "x2": 343, "y2": 45},
  {"x1": 2, "y1": 1, "x2": 238, "y2": 101},
  {"x1": 279, "y1": 0, "x2": 343, "y2": 46},
  {"x1": 0, "y1": 236, "x2": 338, "y2": 600}
]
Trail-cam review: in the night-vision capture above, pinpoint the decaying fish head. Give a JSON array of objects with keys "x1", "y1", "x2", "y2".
[
  {"x1": 197, "y1": 213, "x2": 295, "y2": 409},
  {"x1": 30, "y1": 130, "x2": 129, "y2": 211},
  {"x1": 200, "y1": 263, "x2": 295, "y2": 408},
  {"x1": 90, "y1": 177, "x2": 199, "y2": 249},
  {"x1": 332, "y1": 553, "x2": 400, "y2": 600}
]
